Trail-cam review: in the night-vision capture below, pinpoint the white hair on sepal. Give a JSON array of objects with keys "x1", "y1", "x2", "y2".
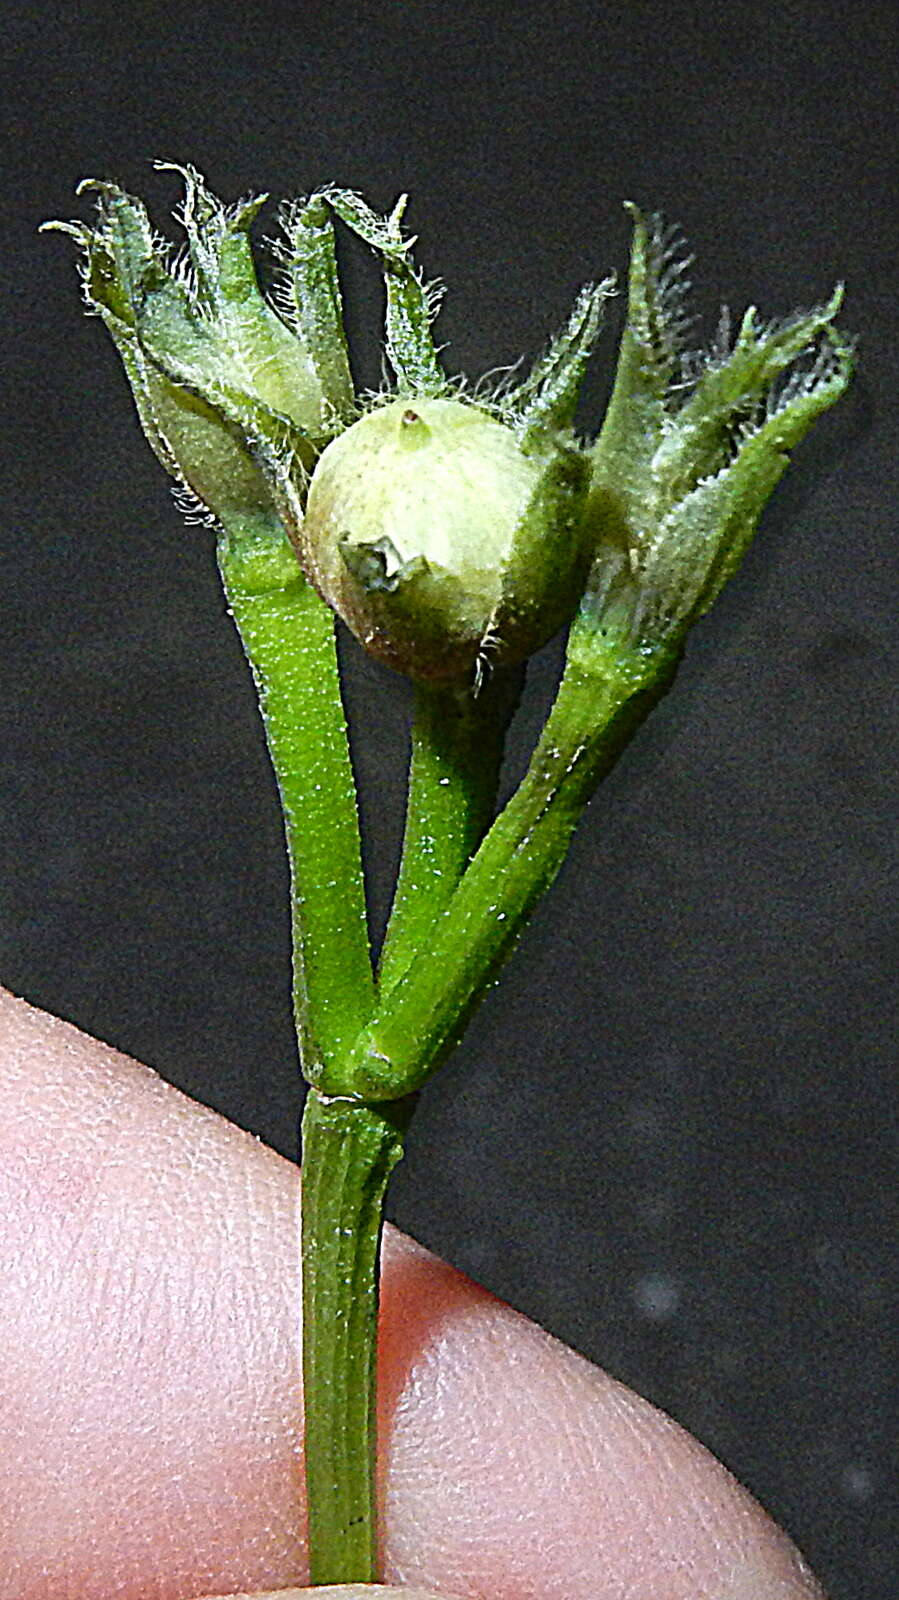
[
  {"x1": 708, "y1": 304, "x2": 734, "y2": 365},
  {"x1": 472, "y1": 617, "x2": 506, "y2": 696},
  {"x1": 170, "y1": 481, "x2": 218, "y2": 527},
  {"x1": 645, "y1": 212, "x2": 698, "y2": 357},
  {"x1": 167, "y1": 244, "x2": 199, "y2": 299},
  {"x1": 671, "y1": 304, "x2": 735, "y2": 398},
  {"x1": 422, "y1": 276, "x2": 447, "y2": 321},
  {"x1": 767, "y1": 326, "x2": 850, "y2": 417},
  {"x1": 267, "y1": 272, "x2": 302, "y2": 332},
  {"x1": 471, "y1": 357, "x2": 526, "y2": 405}
]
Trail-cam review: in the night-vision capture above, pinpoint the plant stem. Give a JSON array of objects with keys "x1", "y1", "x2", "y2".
[
  {"x1": 217, "y1": 517, "x2": 406, "y2": 1584},
  {"x1": 217, "y1": 520, "x2": 376, "y2": 1080},
  {"x1": 300, "y1": 1088, "x2": 415, "y2": 1585},
  {"x1": 220, "y1": 519, "x2": 677, "y2": 1588},
  {"x1": 378, "y1": 669, "x2": 521, "y2": 993},
  {"x1": 332, "y1": 643, "x2": 678, "y2": 1101}
]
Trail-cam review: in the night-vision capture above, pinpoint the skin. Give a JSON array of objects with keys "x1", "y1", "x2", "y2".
[{"x1": 0, "y1": 987, "x2": 826, "y2": 1600}]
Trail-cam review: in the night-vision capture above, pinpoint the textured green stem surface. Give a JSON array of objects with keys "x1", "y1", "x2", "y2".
[
  {"x1": 332, "y1": 647, "x2": 677, "y2": 1101},
  {"x1": 378, "y1": 669, "x2": 521, "y2": 993},
  {"x1": 218, "y1": 522, "x2": 376, "y2": 1079},
  {"x1": 300, "y1": 1089, "x2": 415, "y2": 1585}
]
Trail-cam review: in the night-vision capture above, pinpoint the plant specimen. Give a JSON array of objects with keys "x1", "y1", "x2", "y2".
[{"x1": 46, "y1": 167, "x2": 851, "y2": 1587}]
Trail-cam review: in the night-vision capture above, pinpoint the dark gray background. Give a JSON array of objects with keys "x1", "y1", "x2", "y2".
[{"x1": 2, "y1": 3, "x2": 896, "y2": 1598}]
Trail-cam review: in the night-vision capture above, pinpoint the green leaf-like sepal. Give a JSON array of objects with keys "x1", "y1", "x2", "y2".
[
  {"x1": 321, "y1": 188, "x2": 447, "y2": 397},
  {"x1": 510, "y1": 277, "x2": 616, "y2": 443},
  {"x1": 582, "y1": 205, "x2": 852, "y2": 677},
  {"x1": 45, "y1": 169, "x2": 350, "y2": 532},
  {"x1": 276, "y1": 195, "x2": 356, "y2": 427}
]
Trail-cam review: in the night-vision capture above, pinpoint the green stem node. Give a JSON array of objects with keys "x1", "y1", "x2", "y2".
[{"x1": 328, "y1": 634, "x2": 680, "y2": 1101}]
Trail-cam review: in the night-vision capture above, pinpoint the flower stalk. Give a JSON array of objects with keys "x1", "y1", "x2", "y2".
[
  {"x1": 378, "y1": 668, "x2": 523, "y2": 994},
  {"x1": 216, "y1": 526, "x2": 375, "y2": 1075},
  {"x1": 49, "y1": 171, "x2": 851, "y2": 1586}
]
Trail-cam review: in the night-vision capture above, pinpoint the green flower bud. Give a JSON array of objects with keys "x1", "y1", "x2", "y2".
[
  {"x1": 576, "y1": 205, "x2": 853, "y2": 686},
  {"x1": 44, "y1": 167, "x2": 355, "y2": 537},
  {"x1": 300, "y1": 396, "x2": 592, "y2": 681}
]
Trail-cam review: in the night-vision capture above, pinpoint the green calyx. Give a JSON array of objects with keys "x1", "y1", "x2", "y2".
[
  {"x1": 43, "y1": 165, "x2": 352, "y2": 536},
  {"x1": 580, "y1": 205, "x2": 853, "y2": 683}
]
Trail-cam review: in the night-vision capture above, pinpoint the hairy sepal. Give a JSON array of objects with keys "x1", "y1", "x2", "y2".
[
  {"x1": 46, "y1": 172, "x2": 333, "y2": 530},
  {"x1": 510, "y1": 277, "x2": 616, "y2": 442},
  {"x1": 321, "y1": 187, "x2": 447, "y2": 397},
  {"x1": 584, "y1": 204, "x2": 852, "y2": 664}
]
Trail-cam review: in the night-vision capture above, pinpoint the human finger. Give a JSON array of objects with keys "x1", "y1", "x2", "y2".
[{"x1": 0, "y1": 990, "x2": 824, "y2": 1599}]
